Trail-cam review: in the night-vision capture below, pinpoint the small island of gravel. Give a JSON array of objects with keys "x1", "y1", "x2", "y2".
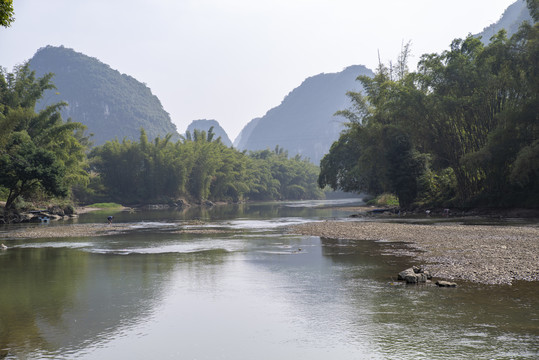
[{"x1": 290, "y1": 220, "x2": 539, "y2": 285}]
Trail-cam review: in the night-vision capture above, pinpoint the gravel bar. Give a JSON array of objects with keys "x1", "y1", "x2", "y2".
[{"x1": 290, "y1": 221, "x2": 539, "y2": 285}]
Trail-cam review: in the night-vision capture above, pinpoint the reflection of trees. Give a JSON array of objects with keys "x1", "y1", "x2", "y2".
[
  {"x1": 0, "y1": 248, "x2": 88, "y2": 354},
  {"x1": 0, "y1": 246, "x2": 187, "y2": 358}
]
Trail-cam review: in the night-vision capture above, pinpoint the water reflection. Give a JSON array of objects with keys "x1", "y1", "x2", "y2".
[
  {"x1": 319, "y1": 237, "x2": 539, "y2": 359},
  {"x1": 1, "y1": 200, "x2": 538, "y2": 359},
  {"x1": 0, "y1": 234, "x2": 223, "y2": 359}
]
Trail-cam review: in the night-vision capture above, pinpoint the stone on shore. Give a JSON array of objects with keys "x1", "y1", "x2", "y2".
[
  {"x1": 436, "y1": 280, "x2": 457, "y2": 287},
  {"x1": 398, "y1": 267, "x2": 430, "y2": 284}
]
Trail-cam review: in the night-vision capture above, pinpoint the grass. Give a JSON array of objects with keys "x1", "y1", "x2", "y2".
[
  {"x1": 366, "y1": 193, "x2": 399, "y2": 207},
  {"x1": 86, "y1": 202, "x2": 123, "y2": 209}
]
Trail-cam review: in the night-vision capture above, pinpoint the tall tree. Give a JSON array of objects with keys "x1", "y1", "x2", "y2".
[{"x1": 0, "y1": 64, "x2": 89, "y2": 214}]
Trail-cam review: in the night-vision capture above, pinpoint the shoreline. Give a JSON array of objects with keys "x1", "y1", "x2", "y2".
[
  {"x1": 2, "y1": 205, "x2": 538, "y2": 285},
  {"x1": 289, "y1": 220, "x2": 539, "y2": 285}
]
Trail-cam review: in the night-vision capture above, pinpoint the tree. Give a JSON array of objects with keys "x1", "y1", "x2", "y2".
[
  {"x1": 321, "y1": 44, "x2": 426, "y2": 207},
  {"x1": 0, "y1": 0, "x2": 14, "y2": 27},
  {"x1": 0, "y1": 64, "x2": 89, "y2": 215},
  {"x1": 0, "y1": 132, "x2": 67, "y2": 211}
]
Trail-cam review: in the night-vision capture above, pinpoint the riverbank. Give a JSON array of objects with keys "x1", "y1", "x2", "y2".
[
  {"x1": 0, "y1": 222, "x2": 231, "y2": 240},
  {"x1": 290, "y1": 220, "x2": 539, "y2": 285}
]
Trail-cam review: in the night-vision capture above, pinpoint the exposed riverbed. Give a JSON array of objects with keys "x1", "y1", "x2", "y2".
[{"x1": 290, "y1": 220, "x2": 539, "y2": 285}]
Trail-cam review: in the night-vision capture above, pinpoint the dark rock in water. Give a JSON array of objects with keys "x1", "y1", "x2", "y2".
[
  {"x1": 436, "y1": 280, "x2": 457, "y2": 287},
  {"x1": 203, "y1": 200, "x2": 215, "y2": 207},
  {"x1": 398, "y1": 268, "x2": 415, "y2": 280}
]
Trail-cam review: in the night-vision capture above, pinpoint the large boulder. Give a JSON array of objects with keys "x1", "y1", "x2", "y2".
[{"x1": 398, "y1": 267, "x2": 431, "y2": 284}]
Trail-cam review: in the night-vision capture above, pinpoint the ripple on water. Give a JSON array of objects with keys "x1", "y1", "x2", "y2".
[
  {"x1": 222, "y1": 217, "x2": 321, "y2": 230},
  {"x1": 128, "y1": 221, "x2": 177, "y2": 229},
  {"x1": 88, "y1": 239, "x2": 245, "y2": 255},
  {"x1": 13, "y1": 241, "x2": 94, "y2": 249}
]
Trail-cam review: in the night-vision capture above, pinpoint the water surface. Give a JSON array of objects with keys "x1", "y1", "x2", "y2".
[{"x1": 1, "y1": 200, "x2": 537, "y2": 359}]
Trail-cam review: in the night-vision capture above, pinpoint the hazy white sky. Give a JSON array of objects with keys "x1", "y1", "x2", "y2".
[{"x1": 0, "y1": 0, "x2": 517, "y2": 140}]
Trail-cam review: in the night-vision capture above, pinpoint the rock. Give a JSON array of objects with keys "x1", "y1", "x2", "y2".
[
  {"x1": 48, "y1": 214, "x2": 63, "y2": 221},
  {"x1": 48, "y1": 205, "x2": 65, "y2": 216},
  {"x1": 175, "y1": 199, "x2": 190, "y2": 208},
  {"x1": 404, "y1": 273, "x2": 428, "y2": 284},
  {"x1": 436, "y1": 280, "x2": 457, "y2": 287},
  {"x1": 63, "y1": 205, "x2": 75, "y2": 216},
  {"x1": 203, "y1": 200, "x2": 215, "y2": 207},
  {"x1": 399, "y1": 266, "x2": 429, "y2": 283},
  {"x1": 144, "y1": 204, "x2": 169, "y2": 210},
  {"x1": 398, "y1": 268, "x2": 415, "y2": 280}
]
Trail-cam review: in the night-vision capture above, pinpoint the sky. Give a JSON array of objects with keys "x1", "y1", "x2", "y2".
[{"x1": 0, "y1": 0, "x2": 518, "y2": 141}]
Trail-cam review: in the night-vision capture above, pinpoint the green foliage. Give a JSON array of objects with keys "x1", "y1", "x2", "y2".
[
  {"x1": 366, "y1": 193, "x2": 399, "y2": 207},
  {"x1": 0, "y1": 0, "x2": 14, "y2": 27},
  {"x1": 321, "y1": 18, "x2": 539, "y2": 208},
  {"x1": 86, "y1": 202, "x2": 123, "y2": 208},
  {"x1": 0, "y1": 64, "x2": 90, "y2": 214},
  {"x1": 88, "y1": 128, "x2": 324, "y2": 204},
  {"x1": 0, "y1": 132, "x2": 67, "y2": 209}
]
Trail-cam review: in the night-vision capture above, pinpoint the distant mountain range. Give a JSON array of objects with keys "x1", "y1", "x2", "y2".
[
  {"x1": 185, "y1": 119, "x2": 233, "y2": 147},
  {"x1": 29, "y1": 46, "x2": 179, "y2": 146},
  {"x1": 234, "y1": 65, "x2": 374, "y2": 164},
  {"x1": 26, "y1": 1, "x2": 530, "y2": 156}
]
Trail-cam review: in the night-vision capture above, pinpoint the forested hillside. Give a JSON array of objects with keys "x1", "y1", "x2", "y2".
[
  {"x1": 235, "y1": 65, "x2": 374, "y2": 164},
  {"x1": 29, "y1": 46, "x2": 179, "y2": 145},
  {"x1": 186, "y1": 119, "x2": 232, "y2": 147}
]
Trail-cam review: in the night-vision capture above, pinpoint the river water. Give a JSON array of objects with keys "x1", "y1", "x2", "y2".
[{"x1": 0, "y1": 200, "x2": 538, "y2": 359}]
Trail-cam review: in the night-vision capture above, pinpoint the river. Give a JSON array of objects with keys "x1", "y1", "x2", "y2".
[{"x1": 0, "y1": 200, "x2": 538, "y2": 359}]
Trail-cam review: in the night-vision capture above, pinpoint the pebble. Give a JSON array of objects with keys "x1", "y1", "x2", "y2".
[{"x1": 290, "y1": 221, "x2": 539, "y2": 285}]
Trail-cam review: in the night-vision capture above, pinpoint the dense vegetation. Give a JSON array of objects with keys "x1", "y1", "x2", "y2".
[
  {"x1": 0, "y1": 64, "x2": 90, "y2": 215},
  {"x1": 30, "y1": 46, "x2": 179, "y2": 145},
  {"x1": 320, "y1": 12, "x2": 538, "y2": 208},
  {"x1": 2, "y1": 2, "x2": 537, "y2": 219},
  {"x1": 84, "y1": 130, "x2": 323, "y2": 205},
  {"x1": 185, "y1": 119, "x2": 233, "y2": 147},
  {"x1": 0, "y1": 65, "x2": 322, "y2": 220}
]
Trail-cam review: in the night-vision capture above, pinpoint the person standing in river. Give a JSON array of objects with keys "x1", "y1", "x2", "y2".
[{"x1": 107, "y1": 216, "x2": 113, "y2": 224}]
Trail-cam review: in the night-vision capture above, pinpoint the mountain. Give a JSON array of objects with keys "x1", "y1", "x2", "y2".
[
  {"x1": 233, "y1": 117, "x2": 260, "y2": 148},
  {"x1": 477, "y1": 0, "x2": 533, "y2": 42},
  {"x1": 185, "y1": 119, "x2": 232, "y2": 146},
  {"x1": 29, "y1": 45, "x2": 179, "y2": 146},
  {"x1": 234, "y1": 65, "x2": 374, "y2": 164}
]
